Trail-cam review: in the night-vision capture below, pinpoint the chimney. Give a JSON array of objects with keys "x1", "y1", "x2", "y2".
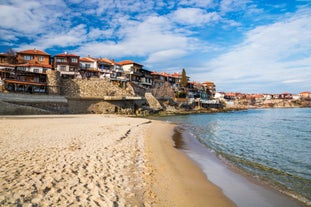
[{"x1": 64, "y1": 51, "x2": 67, "y2": 55}]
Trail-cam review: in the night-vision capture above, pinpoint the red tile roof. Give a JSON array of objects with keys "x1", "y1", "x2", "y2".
[
  {"x1": 18, "y1": 49, "x2": 50, "y2": 56},
  {"x1": 54, "y1": 53, "x2": 79, "y2": 57},
  {"x1": 202, "y1": 81, "x2": 215, "y2": 85},
  {"x1": 80, "y1": 57, "x2": 94, "y2": 62},
  {"x1": 103, "y1": 58, "x2": 120, "y2": 65},
  {"x1": 151, "y1": 72, "x2": 170, "y2": 77},
  {"x1": 300, "y1": 91, "x2": 311, "y2": 94},
  {"x1": 98, "y1": 58, "x2": 114, "y2": 65},
  {"x1": 118, "y1": 60, "x2": 142, "y2": 66},
  {"x1": 171, "y1": 72, "x2": 181, "y2": 77}
]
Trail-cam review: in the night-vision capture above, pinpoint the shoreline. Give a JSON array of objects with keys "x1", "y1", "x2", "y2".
[
  {"x1": 0, "y1": 114, "x2": 235, "y2": 206},
  {"x1": 144, "y1": 120, "x2": 236, "y2": 206},
  {"x1": 173, "y1": 124, "x2": 307, "y2": 207},
  {"x1": 1, "y1": 114, "x2": 307, "y2": 206}
]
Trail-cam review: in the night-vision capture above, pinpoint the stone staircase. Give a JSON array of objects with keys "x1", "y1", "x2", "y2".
[{"x1": 145, "y1": 92, "x2": 162, "y2": 110}]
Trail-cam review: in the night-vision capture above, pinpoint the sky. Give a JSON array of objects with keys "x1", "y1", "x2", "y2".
[{"x1": 1, "y1": 0, "x2": 311, "y2": 93}]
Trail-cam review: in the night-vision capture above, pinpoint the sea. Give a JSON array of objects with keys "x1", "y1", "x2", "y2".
[{"x1": 156, "y1": 108, "x2": 311, "y2": 207}]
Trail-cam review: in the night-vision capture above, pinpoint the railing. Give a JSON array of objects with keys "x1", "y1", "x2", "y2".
[
  {"x1": 80, "y1": 67, "x2": 97, "y2": 71},
  {"x1": 140, "y1": 81, "x2": 152, "y2": 86}
]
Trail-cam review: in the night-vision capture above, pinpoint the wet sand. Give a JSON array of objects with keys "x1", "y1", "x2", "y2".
[
  {"x1": 0, "y1": 115, "x2": 235, "y2": 206},
  {"x1": 177, "y1": 127, "x2": 306, "y2": 207},
  {"x1": 144, "y1": 120, "x2": 236, "y2": 206}
]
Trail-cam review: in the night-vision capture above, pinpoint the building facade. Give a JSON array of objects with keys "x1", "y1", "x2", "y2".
[{"x1": 53, "y1": 53, "x2": 80, "y2": 78}]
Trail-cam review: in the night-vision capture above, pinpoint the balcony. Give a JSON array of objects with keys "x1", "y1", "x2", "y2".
[
  {"x1": 100, "y1": 69, "x2": 111, "y2": 73},
  {"x1": 80, "y1": 67, "x2": 97, "y2": 71}
]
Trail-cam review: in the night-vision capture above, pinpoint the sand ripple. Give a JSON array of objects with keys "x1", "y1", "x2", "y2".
[{"x1": 0, "y1": 115, "x2": 151, "y2": 206}]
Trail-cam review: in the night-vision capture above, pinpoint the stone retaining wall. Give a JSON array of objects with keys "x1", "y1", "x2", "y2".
[
  {"x1": 61, "y1": 78, "x2": 134, "y2": 98},
  {"x1": 46, "y1": 70, "x2": 61, "y2": 94},
  {"x1": 67, "y1": 99, "x2": 146, "y2": 114}
]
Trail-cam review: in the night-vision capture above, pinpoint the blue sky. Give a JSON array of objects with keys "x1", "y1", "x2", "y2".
[{"x1": 1, "y1": 0, "x2": 311, "y2": 93}]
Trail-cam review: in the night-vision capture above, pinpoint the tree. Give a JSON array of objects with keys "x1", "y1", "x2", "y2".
[
  {"x1": 5, "y1": 48, "x2": 17, "y2": 64},
  {"x1": 181, "y1": 68, "x2": 187, "y2": 89}
]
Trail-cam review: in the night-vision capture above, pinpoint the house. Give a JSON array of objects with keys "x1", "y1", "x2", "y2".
[
  {"x1": 0, "y1": 53, "x2": 10, "y2": 63},
  {"x1": 97, "y1": 58, "x2": 113, "y2": 78},
  {"x1": 97, "y1": 58, "x2": 124, "y2": 80},
  {"x1": 3, "y1": 49, "x2": 53, "y2": 93},
  {"x1": 138, "y1": 68, "x2": 153, "y2": 88},
  {"x1": 53, "y1": 52, "x2": 80, "y2": 79},
  {"x1": 202, "y1": 82, "x2": 216, "y2": 98},
  {"x1": 151, "y1": 72, "x2": 169, "y2": 87},
  {"x1": 151, "y1": 71, "x2": 186, "y2": 89},
  {"x1": 79, "y1": 57, "x2": 99, "y2": 78},
  {"x1": 16, "y1": 48, "x2": 51, "y2": 66},
  {"x1": 0, "y1": 53, "x2": 15, "y2": 81},
  {"x1": 224, "y1": 92, "x2": 239, "y2": 100},
  {"x1": 118, "y1": 60, "x2": 153, "y2": 87},
  {"x1": 118, "y1": 60, "x2": 143, "y2": 83},
  {"x1": 215, "y1": 92, "x2": 225, "y2": 99},
  {"x1": 299, "y1": 91, "x2": 311, "y2": 100},
  {"x1": 279, "y1": 92, "x2": 293, "y2": 99},
  {"x1": 170, "y1": 72, "x2": 183, "y2": 88},
  {"x1": 15, "y1": 48, "x2": 52, "y2": 77}
]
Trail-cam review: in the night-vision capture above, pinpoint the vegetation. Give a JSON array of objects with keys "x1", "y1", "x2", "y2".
[
  {"x1": 175, "y1": 91, "x2": 187, "y2": 98},
  {"x1": 181, "y1": 68, "x2": 187, "y2": 89},
  {"x1": 6, "y1": 48, "x2": 17, "y2": 64}
]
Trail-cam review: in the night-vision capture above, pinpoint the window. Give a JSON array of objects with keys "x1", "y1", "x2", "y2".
[
  {"x1": 60, "y1": 66, "x2": 66, "y2": 71},
  {"x1": 38, "y1": 56, "x2": 44, "y2": 61},
  {"x1": 71, "y1": 58, "x2": 78, "y2": 63},
  {"x1": 17, "y1": 66, "x2": 26, "y2": 71},
  {"x1": 85, "y1": 64, "x2": 90, "y2": 68},
  {"x1": 34, "y1": 69, "x2": 40, "y2": 73},
  {"x1": 24, "y1": 55, "x2": 33, "y2": 60},
  {"x1": 56, "y1": 58, "x2": 65, "y2": 62}
]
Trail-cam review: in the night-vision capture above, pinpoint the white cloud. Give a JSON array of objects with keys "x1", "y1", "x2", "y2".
[
  {"x1": 179, "y1": 0, "x2": 216, "y2": 8},
  {"x1": 87, "y1": 28, "x2": 114, "y2": 40},
  {"x1": 0, "y1": 29, "x2": 18, "y2": 42},
  {"x1": 145, "y1": 49, "x2": 187, "y2": 63},
  {"x1": 220, "y1": 0, "x2": 251, "y2": 14},
  {"x1": 171, "y1": 8, "x2": 221, "y2": 26},
  {"x1": 17, "y1": 24, "x2": 88, "y2": 51},
  {"x1": 0, "y1": 0, "x2": 68, "y2": 39},
  {"x1": 282, "y1": 79, "x2": 304, "y2": 84},
  {"x1": 190, "y1": 9, "x2": 311, "y2": 93},
  {"x1": 74, "y1": 15, "x2": 199, "y2": 62}
]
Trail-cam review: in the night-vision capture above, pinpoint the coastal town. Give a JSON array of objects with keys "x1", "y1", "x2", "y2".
[{"x1": 0, "y1": 48, "x2": 310, "y2": 115}]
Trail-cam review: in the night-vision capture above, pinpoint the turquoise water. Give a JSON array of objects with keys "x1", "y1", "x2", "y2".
[{"x1": 157, "y1": 108, "x2": 311, "y2": 203}]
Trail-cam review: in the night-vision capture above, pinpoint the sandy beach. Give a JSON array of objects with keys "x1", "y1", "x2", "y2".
[{"x1": 0, "y1": 114, "x2": 235, "y2": 206}]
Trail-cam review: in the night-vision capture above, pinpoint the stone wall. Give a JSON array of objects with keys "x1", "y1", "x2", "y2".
[
  {"x1": 145, "y1": 92, "x2": 162, "y2": 110},
  {"x1": 128, "y1": 82, "x2": 147, "y2": 97},
  {"x1": 67, "y1": 99, "x2": 146, "y2": 114},
  {"x1": 0, "y1": 101, "x2": 52, "y2": 115},
  {"x1": 61, "y1": 78, "x2": 134, "y2": 98},
  {"x1": 46, "y1": 70, "x2": 61, "y2": 95},
  {"x1": 150, "y1": 82, "x2": 175, "y2": 99}
]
